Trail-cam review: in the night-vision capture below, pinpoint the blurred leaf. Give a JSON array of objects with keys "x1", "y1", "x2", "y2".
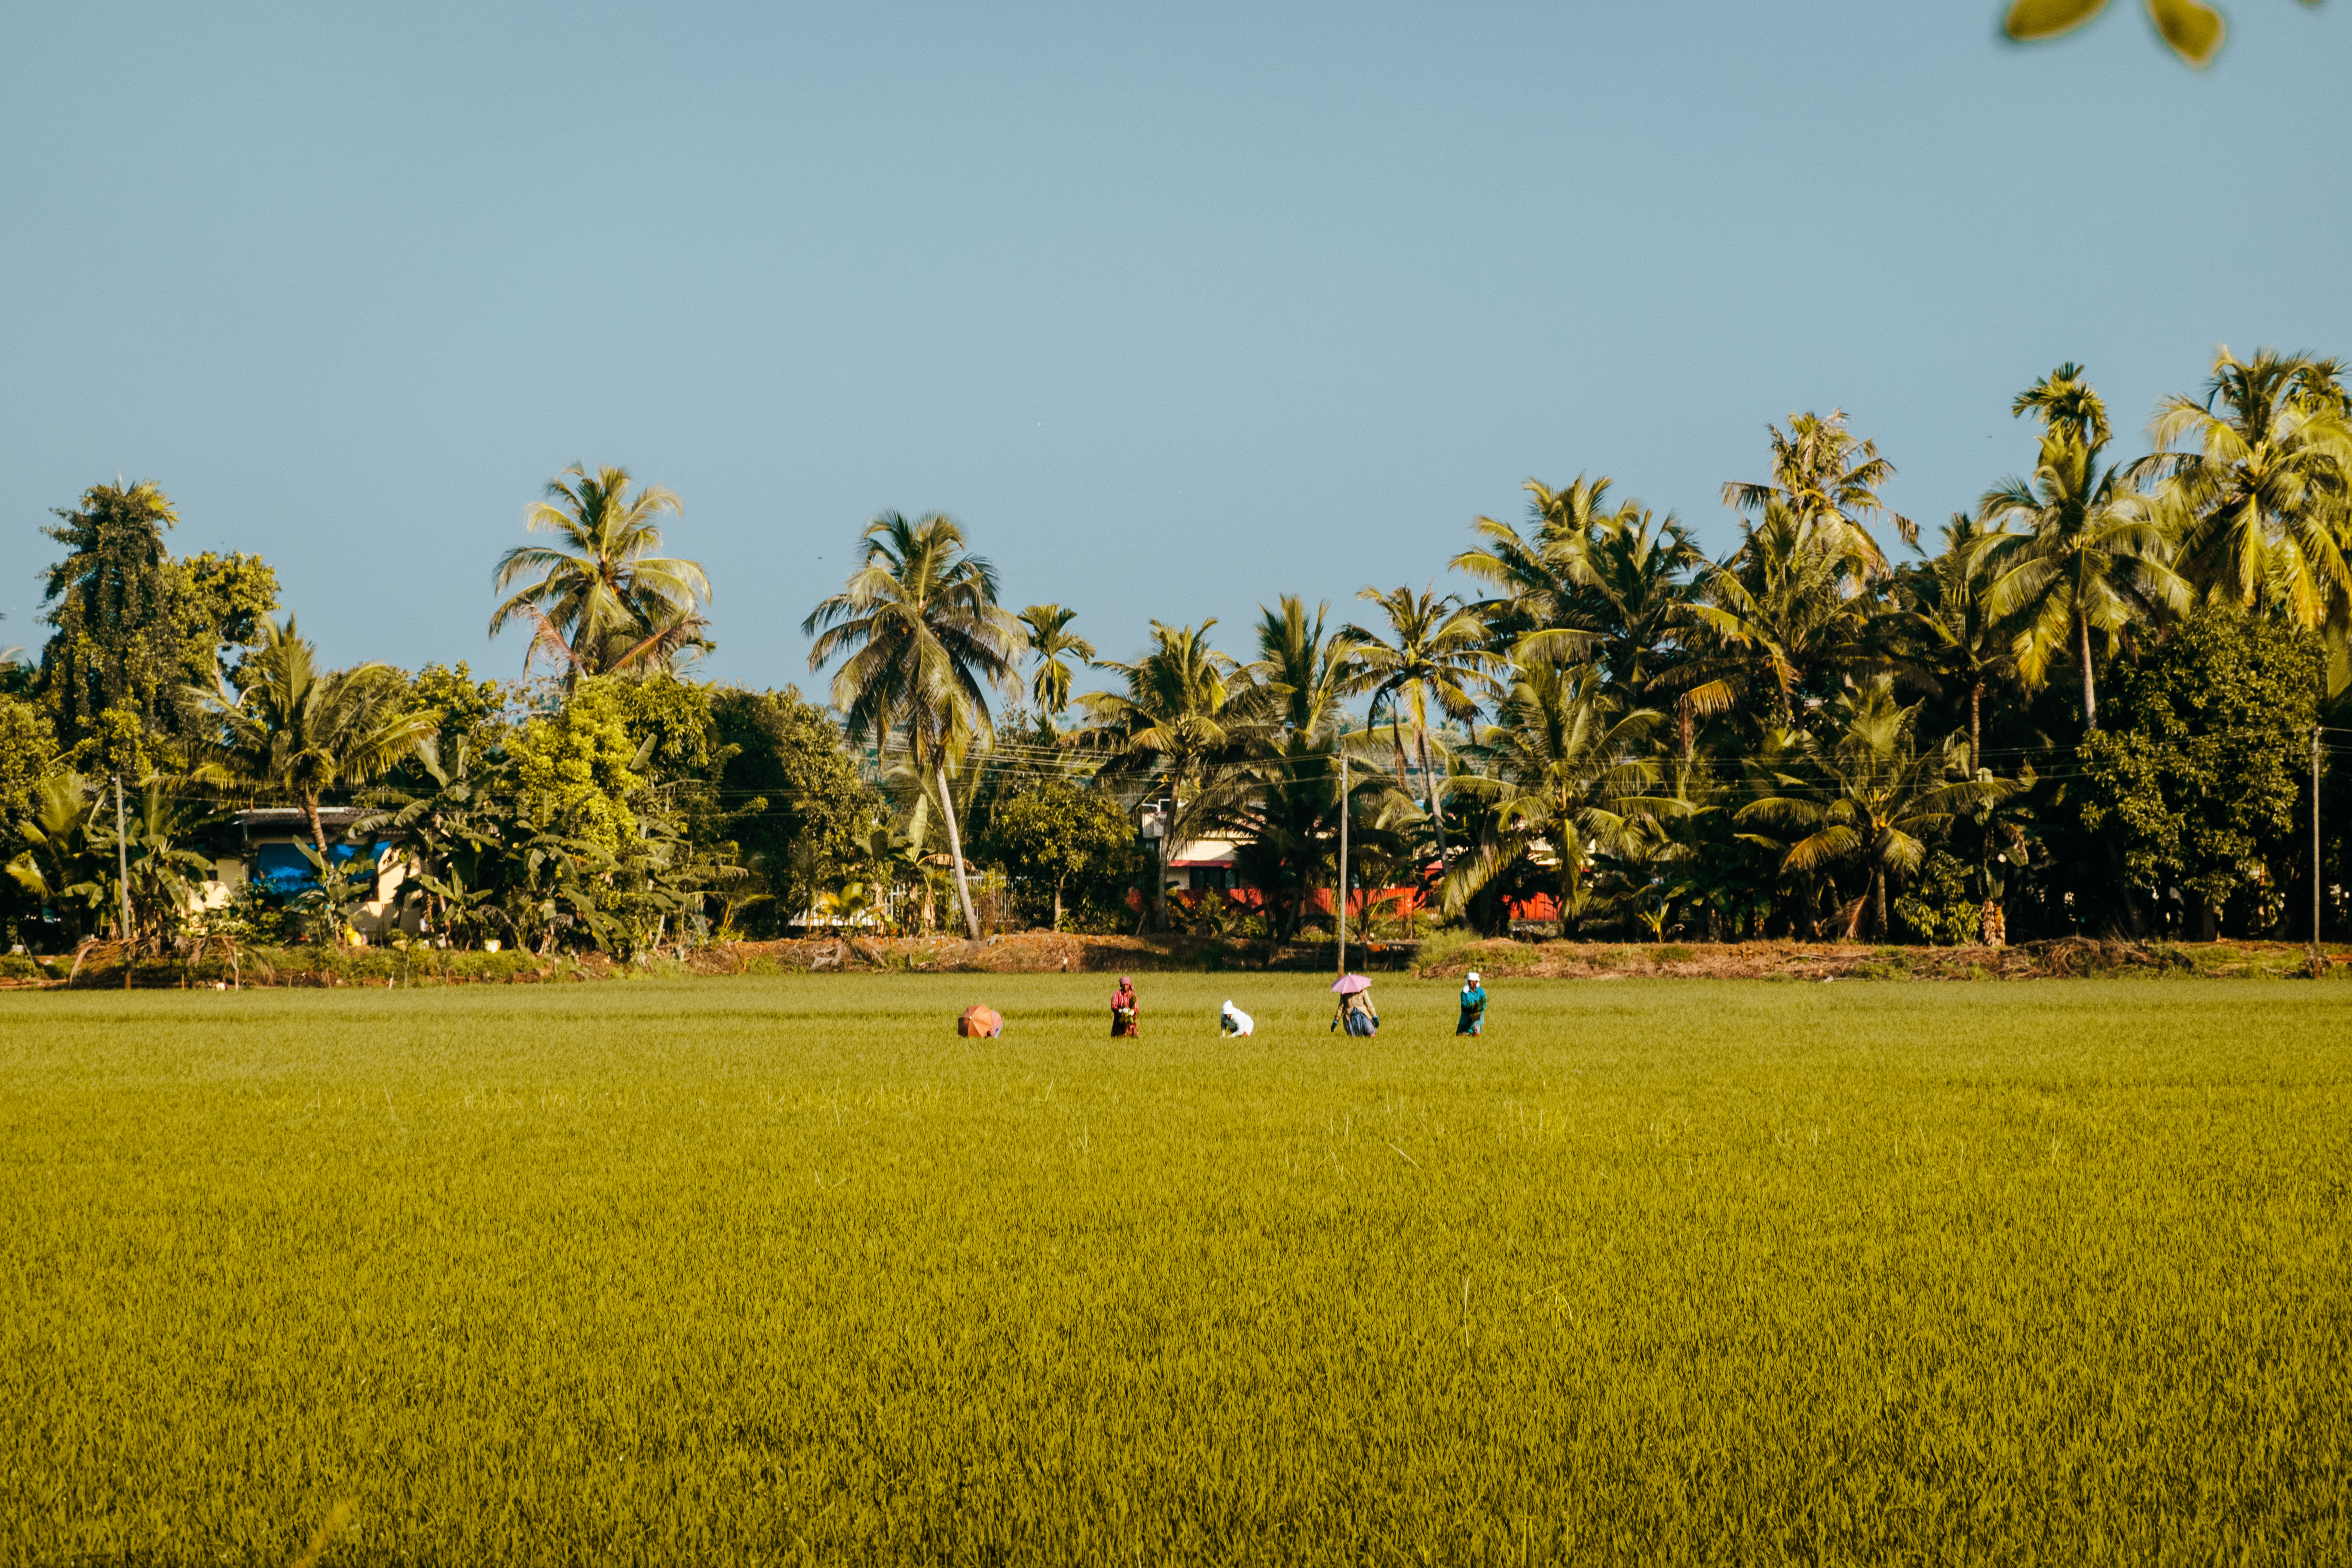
[
  {"x1": 2006, "y1": 0, "x2": 2111, "y2": 39},
  {"x1": 2146, "y1": 0, "x2": 2227, "y2": 63}
]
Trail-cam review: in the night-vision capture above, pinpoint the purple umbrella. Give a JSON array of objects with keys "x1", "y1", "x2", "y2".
[{"x1": 1331, "y1": 974, "x2": 1372, "y2": 994}]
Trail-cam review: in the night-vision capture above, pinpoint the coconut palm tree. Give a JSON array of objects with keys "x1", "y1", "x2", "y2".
[
  {"x1": 1017, "y1": 604, "x2": 1096, "y2": 733},
  {"x1": 1078, "y1": 620, "x2": 1250, "y2": 836},
  {"x1": 1442, "y1": 652, "x2": 1675, "y2": 933},
  {"x1": 1451, "y1": 474, "x2": 1621, "y2": 654},
  {"x1": 1077, "y1": 620, "x2": 1255, "y2": 931},
  {"x1": 802, "y1": 511, "x2": 1021, "y2": 940},
  {"x1": 489, "y1": 464, "x2": 712, "y2": 688},
  {"x1": 2138, "y1": 348, "x2": 2352, "y2": 640},
  {"x1": 190, "y1": 616, "x2": 436, "y2": 854},
  {"x1": 1739, "y1": 689, "x2": 2013, "y2": 940},
  {"x1": 1722, "y1": 410, "x2": 1916, "y2": 579},
  {"x1": 1571, "y1": 508, "x2": 1711, "y2": 700},
  {"x1": 1206, "y1": 599, "x2": 1367, "y2": 939},
  {"x1": 1889, "y1": 514, "x2": 2021, "y2": 774},
  {"x1": 1689, "y1": 500, "x2": 1877, "y2": 730},
  {"x1": 1977, "y1": 372, "x2": 2185, "y2": 728},
  {"x1": 1343, "y1": 584, "x2": 1491, "y2": 871}
]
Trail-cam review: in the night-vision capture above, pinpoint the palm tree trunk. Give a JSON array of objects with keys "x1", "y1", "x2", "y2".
[
  {"x1": 1415, "y1": 725, "x2": 1449, "y2": 870},
  {"x1": 936, "y1": 763, "x2": 982, "y2": 939},
  {"x1": 302, "y1": 793, "x2": 330, "y2": 855},
  {"x1": 1874, "y1": 865, "x2": 1889, "y2": 940},
  {"x1": 1053, "y1": 874, "x2": 1065, "y2": 932},
  {"x1": 2077, "y1": 615, "x2": 2098, "y2": 729},
  {"x1": 1969, "y1": 682, "x2": 1983, "y2": 775}
]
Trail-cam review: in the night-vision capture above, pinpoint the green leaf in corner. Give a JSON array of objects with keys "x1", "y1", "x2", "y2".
[
  {"x1": 2145, "y1": 0, "x2": 2227, "y2": 63},
  {"x1": 2006, "y1": 0, "x2": 2112, "y2": 39}
]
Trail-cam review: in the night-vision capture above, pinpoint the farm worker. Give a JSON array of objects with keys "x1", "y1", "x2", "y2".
[
  {"x1": 1111, "y1": 976, "x2": 1139, "y2": 1038},
  {"x1": 957, "y1": 1004, "x2": 1003, "y2": 1038},
  {"x1": 1456, "y1": 972, "x2": 1486, "y2": 1036},
  {"x1": 1332, "y1": 981, "x2": 1378, "y2": 1037},
  {"x1": 1220, "y1": 999, "x2": 1254, "y2": 1037}
]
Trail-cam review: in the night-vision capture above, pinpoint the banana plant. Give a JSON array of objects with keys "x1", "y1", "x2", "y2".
[
  {"x1": 6, "y1": 773, "x2": 110, "y2": 942},
  {"x1": 292, "y1": 842, "x2": 381, "y2": 947}
]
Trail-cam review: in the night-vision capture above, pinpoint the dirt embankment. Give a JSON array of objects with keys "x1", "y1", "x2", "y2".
[
  {"x1": 692, "y1": 932, "x2": 2346, "y2": 981},
  {"x1": 1415, "y1": 936, "x2": 2346, "y2": 982},
  {"x1": 14, "y1": 931, "x2": 2345, "y2": 989},
  {"x1": 686, "y1": 931, "x2": 1421, "y2": 977}
]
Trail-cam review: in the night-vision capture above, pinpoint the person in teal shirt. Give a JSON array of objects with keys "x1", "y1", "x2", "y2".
[{"x1": 1456, "y1": 971, "x2": 1486, "y2": 1036}]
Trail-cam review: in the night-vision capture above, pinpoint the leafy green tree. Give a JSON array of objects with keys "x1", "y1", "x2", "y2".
[
  {"x1": 400, "y1": 662, "x2": 509, "y2": 757},
  {"x1": 489, "y1": 465, "x2": 713, "y2": 688},
  {"x1": 985, "y1": 776, "x2": 1134, "y2": 929},
  {"x1": 36, "y1": 481, "x2": 186, "y2": 745},
  {"x1": 0, "y1": 692, "x2": 60, "y2": 950},
  {"x1": 34, "y1": 487, "x2": 281, "y2": 758},
  {"x1": 184, "y1": 552, "x2": 282, "y2": 681},
  {"x1": 1017, "y1": 605, "x2": 1096, "y2": 735},
  {"x1": 710, "y1": 685, "x2": 885, "y2": 933},
  {"x1": 2079, "y1": 608, "x2": 2324, "y2": 937},
  {"x1": 1977, "y1": 367, "x2": 2184, "y2": 728},
  {"x1": 0, "y1": 695, "x2": 58, "y2": 829},
  {"x1": 190, "y1": 616, "x2": 436, "y2": 853},
  {"x1": 1892, "y1": 850, "x2": 1983, "y2": 946},
  {"x1": 508, "y1": 679, "x2": 645, "y2": 858},
  {"x1": 804, "y1": 511, "x2": 1022, "y2": 940}
]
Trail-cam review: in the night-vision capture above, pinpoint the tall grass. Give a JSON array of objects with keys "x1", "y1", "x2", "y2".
[{"x1": 3, "y1": 976, "x2": 2346, "y2": 1563}]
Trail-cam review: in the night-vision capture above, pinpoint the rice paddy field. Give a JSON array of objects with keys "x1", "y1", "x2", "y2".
[{"x1": 3, "y1": 975, "x2": 2348, "y2": 1565}]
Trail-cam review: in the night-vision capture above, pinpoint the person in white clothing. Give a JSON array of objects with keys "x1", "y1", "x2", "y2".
[{"x1": 1220, "y1": 999, "x2": 1254, "y2": 1037}]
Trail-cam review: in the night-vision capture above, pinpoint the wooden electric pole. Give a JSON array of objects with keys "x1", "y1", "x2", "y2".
[{"x1": 1336, "y1": 750, "x2": 1350, "y2": 979}]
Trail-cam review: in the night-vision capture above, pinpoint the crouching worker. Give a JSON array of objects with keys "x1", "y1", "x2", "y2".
[
  {"x1": 1332, "y1": 978, "x2": 1378, "y2": 1037},
  {"x1": 1111, "y1": 976, "x2": 1139, "y2": 1038},
  {"x1": 958, "y1": 1004, "x2": 1003, "y2": 1038},
  {"x1": 1220, "y1": 999, "x2": 1254, "y2": 1038},
  {"x1": 1456, "y1": 971, "x2": 1486, "y2": 1036}
]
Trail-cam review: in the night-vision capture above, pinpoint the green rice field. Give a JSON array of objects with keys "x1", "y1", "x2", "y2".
[{"x1": 4, "y1": 975, "x2": 2348, "y2": 1564}]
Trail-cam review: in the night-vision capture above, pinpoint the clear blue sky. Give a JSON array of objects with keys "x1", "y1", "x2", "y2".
[{"x1": 4, "y1": 2, "x2": 2346, "y2": 696}]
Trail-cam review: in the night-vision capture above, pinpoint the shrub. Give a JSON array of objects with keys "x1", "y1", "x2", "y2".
[{"x1": 1894, "y1": 853, "x2": 1981, "y2": 946}]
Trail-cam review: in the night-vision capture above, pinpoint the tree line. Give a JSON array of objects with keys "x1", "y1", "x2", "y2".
[{"x1": 5, "y1": 349, "x2": 2348, "y2": 958}]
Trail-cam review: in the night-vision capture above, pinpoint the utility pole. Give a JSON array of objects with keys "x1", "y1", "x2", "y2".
[
  {"x1": 1336, "y1": 750, "x2": 1350, "y2": 978},
  {"x1": 2315, "y1": 725, "x2": 2324, "y2": 952},
  {"x1": 113, "y1": 773, "x2": 131, "y2": 939},
  {"x1": 113, "y1": 773, "x2": 132, "y2": 989}
]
